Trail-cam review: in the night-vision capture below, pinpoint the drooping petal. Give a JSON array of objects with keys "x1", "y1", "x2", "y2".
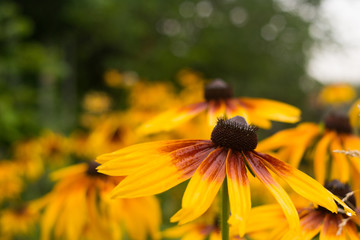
[
  {"x1": 330, "y1": 136, "x2": 350, "y2": 182},
  {"x1": 239, "y1": 98, "x2": 301, "y2": 126},
  {"x1": 252, "y1": 151, "x2": 339, "y2": 214},
  {"x1": 226, "y1": 150, "x2": 251, "y2": 237},
  {"x1": 244, "y1": 152, "x2": 300, "y2": 235},
  {"x1": 314, "y1": 131, "x2": 336, "y2": 185},
  {"x1": 319, "y1": 214, "x2": 346, "y2": 240},
  {"x1": 97, "y1": 140, "x2": 212, "y2": 176},
  {"x1": 224, "y1": 99, "x2": 250, "y2": 123},
  {"x1": 108, "y1": 143, "x2": 215, "y2": 198},
  {"x1": 208, "y1": 100, "x2": 227, "y2": 126},
  {"x1": 344, "y1": 221, "x2": 360, "y2": 240},
  {"x1": 343, "y1": 135, "x2": 360, "y2": 173},
  {"x1": 136, "y1": 102, "x2": 208, "y2": 135},
  {"x1": 171, "y1": 148, "x2": 227, "y2": 224}
]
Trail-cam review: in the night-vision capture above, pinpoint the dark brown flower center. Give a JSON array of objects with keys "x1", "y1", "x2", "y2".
[
  {"x1": 211, "y1": 116, "x2": 258, "y2": 151},
  {"x1": 204, "y1": 79, "x2": 233, "y2": 101},
  {"x1": 318, "y1": 179, "x2": 356, "y2": 214},
  {"x1": 110, "y1": 127, "x2": 123, "y2": 142},
  {"x1": 324, "y1": 113, "x2": 352, "y2": 134},
  {"x1": 87, "y1": 161, "x2": 106, "y2": 178}
]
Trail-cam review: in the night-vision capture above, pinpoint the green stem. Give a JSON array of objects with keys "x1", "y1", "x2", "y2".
[{"x1": 221, "y1": 178, "x2": 229, "y2": 240}]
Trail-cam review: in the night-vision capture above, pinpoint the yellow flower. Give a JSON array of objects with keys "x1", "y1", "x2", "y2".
[
  {"x1": 12, "y1": 139, "x2": 44, "y2": 180},
  {"x1": 318, "y1": 83, "x2": 357, "y2": 106},
  {"x1": 82, "y1": 91, "x2": 112, "y2": 114},
  {"x1": 38, "y1": 130, "x2": 70, "y2": 167},
  {"x1": 97, "y1": 116, "x2": 349, "y2": 238},
  {"x1": 104, "y1": 69, "x2": 123, "y2": 88},
  {"x1": 257, "y1": 113, "x2": 360, "y2": 186},
  {"x1": 0, "y1": 161, "x2": 23, "y2": 203},
  {"x1": 37, "y1": 161, "x2": 161, "y2": 240},
  {"x1": 137, "y1": 79, "x2": 301, "y2": 135},
  {"x1": 246, "y1": 180, "x2": 360, "y2": 240},
  {"x1": 0, "y1": 203, "x2": 39, "y2": 239}
]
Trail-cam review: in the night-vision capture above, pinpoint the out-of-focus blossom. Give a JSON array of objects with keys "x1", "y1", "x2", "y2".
[
  {"x1": 38, "y1": 130, "x2": 70, "y2": 167},
  {"x1": 318, "y1": 83, "x2": 356, "y2": 106},
  {"x1": 0, "y1": 161, "x2": 23, "y2": 203},
  {"x1": 97, "y1": 116, "x2": 350, "y2": 238},
  {"x1": 0, "y1": 203, "x2": 39, "y2": 239},
  {"x1": 257, "y1": 113, "x2": 360, "y2": 187},
  {"x1": 13, "y1": 139, "x2": 44, "y2": 180},
  {"x1": 137, "y1": 79, "x2": 301, "y2": 135},
  {"x1": 245, "y1": 180, "x2": 360, "y2": 240},
  {"x1": 37, "y1": 161, "x2": 161, "y2": 240},
  {"x1": 82, "y1": 91, "x2": 112, "y2": 114}
]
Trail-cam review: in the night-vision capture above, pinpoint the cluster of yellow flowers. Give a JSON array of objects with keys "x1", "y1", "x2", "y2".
[{"x1": 0, "y1": 70, "x2": 360, "y2": 240}]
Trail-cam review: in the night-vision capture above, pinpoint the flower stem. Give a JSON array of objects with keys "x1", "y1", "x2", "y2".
[{"x1": 221, "y1": 178, "x2": 229, "y2": 240}]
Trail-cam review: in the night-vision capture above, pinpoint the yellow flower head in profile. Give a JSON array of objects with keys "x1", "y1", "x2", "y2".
[
  {"x1": 97, "y1": 116, "x2": 351, "y2": 238},
  {"x1": 38, "y1": 161, "x2": 161, "y2": 240},
  {"x1": 318, "y1": 83, "x2": 356, "y2": 106},
  {"x1": 246, "y1": 180, "x2": 360, "y2": 240},
  {"x1": 137, "y1": 79, "x2": 301, "y2": 135},
  {"x1": 257, "y1": 112, "x2": 360, "y2": 186}
]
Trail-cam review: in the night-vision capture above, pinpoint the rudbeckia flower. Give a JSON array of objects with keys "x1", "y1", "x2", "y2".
[
  {"x1": 245, "y1": 180, "x2": 360, "y2": 240},
  {"x1": 0, "y1": 203, "x2": 39, "y2": 239},
  {"x1": 318, "y1": 83, "x2": 357, "y2": 106},
  {"x1": 37, "y1": 161, "x2": 161, "y2": 240},
  {"x1": 137, "y1": 79, "x2": 301, "y2": 135},
  {"x1": 97, "y1": 116, "x2": 351, "y2": 238},
  {"x1": 0, "y1": 161, "x2": 23, "y2": 203},
  {"x1": 257, "y1": 112, "x2": 360, "y2": 186}
]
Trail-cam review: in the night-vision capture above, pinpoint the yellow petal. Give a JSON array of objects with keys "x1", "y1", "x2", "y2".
[
  {"x1": 253, "y1": 151, "x2": 339, "y2": 214},
  {"x1": 239, "y1": 98, "x2": 301, "y2": 124},
  {"x1": 226, "y1": 150, "x2": 251, "y2": 237},
  {"x1": 319, "y1": 215, "x2": 346, "y2": 240},
  {"x1": 330, "y1": 137, "x2": 350, "y2": 182},
  {"x1": 136, "y1": 102, "x2": 208, "y2": 135},
  {"x1": 97, "y1": 140, "x2": 211, "y2": 176},
  {"x1": 299, "y1": 211, "x2": 323, "y2": 240},
  {"x1": 314, "y1": 131, "x2": 336, "y2": 184},
  {"x1": 246, "y1": 204, "x2": 285, "y2": 233},
  {"x1": 245, "y1": 152, "x2": 300, "y2": 234},
  {"x1": 171, "y1": 148, "x2": 227, "y2": 224},
  {"x1": 208, "y1": 100, "x2": 227, "y2": 126}
]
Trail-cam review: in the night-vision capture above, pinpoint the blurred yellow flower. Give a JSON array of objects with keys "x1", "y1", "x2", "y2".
[
  {"x1": 137, "y1": 79, "x2": 301, "y2": 135},
  {"x1": 318, "y1": 83, "x2": 356, "y2": 106},
  {"x1": 37, "y1": 161, "x2": 161, "y2": 240},
  {"x1": 246, "y1": 180, "x2": 360, "y2": 240},
  {"x1": 257, "y1": 113, "x2": 360, "y2": 186},
  {"x1": 38, "y1": 130, "x2": 70, "y2": 167},
  {"x1": 13, "y1": 139, "x2": 44, "y2": 180},
  {"x1": 82, "y1": 91, "x2": 112, "y2": 114},
  {"x1": 0, "y1": 203, "x2": 39, "y2": 239},
  {"x1": 104, "y1": 69, "x2": 123, "y2": 88},
  {"x1": 0, "y1": 161, "x2": 23, "y2": 203}
]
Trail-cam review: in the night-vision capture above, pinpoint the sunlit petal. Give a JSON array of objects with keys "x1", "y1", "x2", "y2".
[
  {"x1": 253, "y1": 151, "x2": 339, "y2": 214},
  {"x1": 244, "y1": 152, "x2": 300, "y2": 235},
  {"x1": 314, "y1": 131, "x2": 336, "y2": 184},
  {"x1": 330, "y1": 137, "x2": 350, "y2": 182},
  {"x1": 171, "y1": 148, "x2": 227, "y2": 224},
  {"x1": 226, "y1": 150, "x2": 251, "y2": 237},
  {"x1": 208, "y1": 100, "x2": 227, "y2": 126},
  {"x1": 136, "y1": 102, "x2": 208, "y2": 135}
]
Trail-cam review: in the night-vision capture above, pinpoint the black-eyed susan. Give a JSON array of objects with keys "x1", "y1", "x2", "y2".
[
  {"x1": 37, "y1": 161, "x2": 161, "y2": 240},
  {"x1": 246, "y1": 180, "x2": 360, "y2": 240},
  {"x1": 97, "y1": 116, "x2": 352, "y2": 238},
  {"x1": 0, "y1": 161, "x2": 23, "y2": 203},
  {"x1": 257, "y1": 112, "x2": 360, "y2": 186},
  {"x1": 137, "y1": 79, "x2": 301, "y2": 135},
  {"x1": 0, "y1": 203, "x2": 39, "y2": 239},
  {"x1": 318, "y1": 83, "x2": 357, "y2": 106},
  {"x1": 38, "y1": 130, "x2": 70, "y2": 167}
]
